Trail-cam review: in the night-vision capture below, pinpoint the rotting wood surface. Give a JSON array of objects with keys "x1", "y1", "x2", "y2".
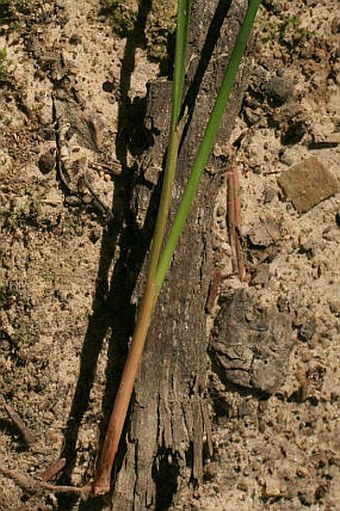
[{"x1": 109, "y1": 1, "x2": 253, "y2": 509}]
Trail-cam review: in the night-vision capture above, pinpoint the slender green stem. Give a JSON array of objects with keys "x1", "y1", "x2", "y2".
[
  {"x1": 93, "y1": 1, "x2": 192, "y2": 494},
  {"x1": 171, "y1": 0, "x2": 192, "y2": 129},
  {"x1": 93, "y1": 0, "x2": 260, "y2": 494},
  {"x1": 146, "y1": 0, "x2": 192, "y2": 286},
  {"x1": 155, "y1": 0, "x2": 261, "y2": 290}
]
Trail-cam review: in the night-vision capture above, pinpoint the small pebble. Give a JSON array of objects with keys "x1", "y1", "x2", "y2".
[
  {"x1": 297, "y1": 466, "x2": 310, "y2": 478},
  {"x1": 237, "y1": 481, "x2": 248, "y2": 492},
  {"x1": 204, "y1": 462, "x2": 219, "y2": 481},
  {"x1": 82, "y1": 192, "x2": 93, "y2": 205},
  {"x1": 253, "y1": 165, "x2": 262, "y2": 174},
  {"x1": 69, "y1": 33, "x2": 82, "y2": 45},
  {"x1": 38, "y1": 148, "x2": 56, "y2": 174},
  {"x1": 258, "y1": 418, "x2": 266, "y2": 433},
  {"x1": 102, "y1": 80, "x2": 115, "y2": 93},
  {"x1": 263, "y1": 187, "x2": 276, "y2": 204},
  {"x1": 216, "y1": 205, "x2": 225, "y2": 217},
  {"x1": 279, "y1": 150, "x2": 294, "y2": 166},
  {"x1": 244, "y1": 108, "x2": 261, "y2": 125}
]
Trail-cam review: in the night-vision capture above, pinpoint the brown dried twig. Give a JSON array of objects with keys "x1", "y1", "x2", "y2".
[
  {"x1": 227, "y1": 161, "x2": 246, "y2": 281},
  {"x1": 2, "y1": 399, "x2": 34, "y2": 448},
  {"x1": 39, "y1": 458, "x2": 66, "y2": 482},
  {"x1": 0, "y1": 464, "x2": 91, "y2": 496}
]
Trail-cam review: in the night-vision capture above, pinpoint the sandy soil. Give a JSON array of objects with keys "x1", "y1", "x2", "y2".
[{"x1": 0, "y1": 1, "x2": 339, "y2": 510}]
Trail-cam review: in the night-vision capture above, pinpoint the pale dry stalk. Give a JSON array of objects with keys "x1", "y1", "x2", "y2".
[{"x1": 227, "y1": 161, "x2": 246, "y2": 281}]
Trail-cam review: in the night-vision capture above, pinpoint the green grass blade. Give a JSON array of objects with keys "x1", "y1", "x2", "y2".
[
  {"x1": 93, "y1": 3, "x2": 193, "y2": 491},
  {"x1": 145, "y1": 0, "x2": 192, "y2": 286},
  {"x1": 171, "y1": 0, "x2": 192, "y2": 128},
  {"x1": 155, "y1": 0, "x2": 261, "y2": 290}
]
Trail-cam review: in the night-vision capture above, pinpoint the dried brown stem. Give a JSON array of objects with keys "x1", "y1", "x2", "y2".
[
  {"x1": 39, "y1": 458, "x2": 66, "y2": 482},
  {"x1": 227, "y1": 161, "x2": 246, "y2": 281},
  {"x1": 92, "y1": 280, "x2": 157, "y2": 495},
  {"x1": 2, "y1": 400, "x2": 34, "y2": 448},
  {"x1": 0, "y1": 465, "x2": 91, "y2": 496},
  {"x1": 92, "y1": 97, "x2": 189, "y2": 498}
]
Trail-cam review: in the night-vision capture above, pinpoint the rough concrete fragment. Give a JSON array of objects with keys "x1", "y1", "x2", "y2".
[{"x1": 277, "y1": 157, "x2": 339, "y2": 213}]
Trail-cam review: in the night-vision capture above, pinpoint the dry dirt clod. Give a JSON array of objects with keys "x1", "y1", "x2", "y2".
[
  {"x1": 266, "y1": 74, "x2": 295, "y2": 106},
  {"x1": 38, "y1": 147, "x2": 56, "y2": 174},
  {"x1": 209, "y1": 289, "x2": 293, "y2": 395}
]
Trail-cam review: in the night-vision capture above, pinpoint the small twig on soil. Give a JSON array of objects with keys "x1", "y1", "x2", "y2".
[
  {"x1": 227, "y1": 161, "x2": 246, "y2": 281},
  {"x1": 39, "y1": 458, "x2": 66, "y2": 482},
  {"x1": 2, "y1": 399, "x2": 34, "y2": 448},
  {"x1": 0, "y1": 465, "x2": 92, "y2": 496}
]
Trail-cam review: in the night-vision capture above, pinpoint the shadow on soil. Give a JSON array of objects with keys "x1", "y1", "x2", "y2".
[{"x1": 57, "y1": 1, "x2": 154, "y2": 509}]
